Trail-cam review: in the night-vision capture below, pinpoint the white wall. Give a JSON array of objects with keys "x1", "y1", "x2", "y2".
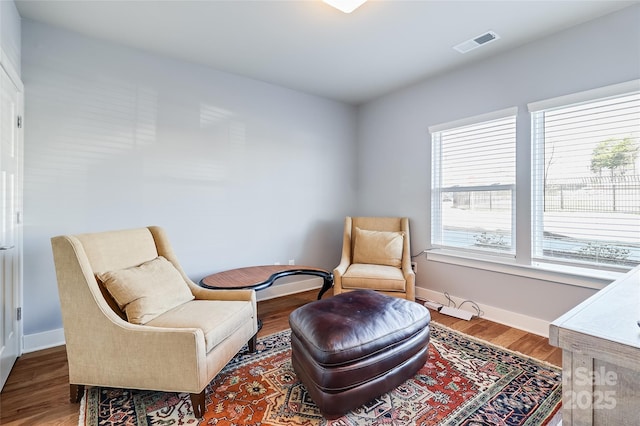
[
  {"x1": 0, "y1": 0, "x2": 20, "y2": 77},
  {"x1": 20, "y1": 5, "x2": 640, "y2": 342},
  {"x1": 357, "y1": 6, "x2": 640, "y2": 331},
  {"x1": 22, "y1": 20, "x2": 357, "y2": 336}
]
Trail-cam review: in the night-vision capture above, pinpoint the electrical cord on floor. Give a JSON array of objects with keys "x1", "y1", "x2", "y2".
[
  {"x1": 443, "y1": 292, "x2": 484, "y2": 318},
  {"x1": 410, "y1": 249, "x2": 429, "y2": 258},
  {"x1": 444, "y1": 292, "x2": 456, "y2": 308},
  {"x1": 458, "y1": 300, "x2": 484, "y2": 318}
]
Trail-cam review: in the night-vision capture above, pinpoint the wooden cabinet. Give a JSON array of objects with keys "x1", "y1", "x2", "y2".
[{"x1": 549, "y1": 266, "x2": 640, "y2": 425}]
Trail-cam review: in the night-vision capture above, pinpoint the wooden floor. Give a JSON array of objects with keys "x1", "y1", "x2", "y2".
[{"x1": 0, "y1": 290, "x2": 561, "y2": 425}]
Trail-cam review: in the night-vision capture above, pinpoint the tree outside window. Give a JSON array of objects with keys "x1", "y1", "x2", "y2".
[{"x1": 590, "y1": 137, "x2": 638, "y2": 177}]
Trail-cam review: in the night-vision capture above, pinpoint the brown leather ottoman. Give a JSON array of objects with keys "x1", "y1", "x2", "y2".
[{"x1": 289, "y1": 289, "x2": 431, "y2": 419}]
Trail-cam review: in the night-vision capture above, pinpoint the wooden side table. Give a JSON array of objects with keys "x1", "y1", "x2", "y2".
[{"x1": 199, "y1": 265, "x2": 334, "y2": 300}]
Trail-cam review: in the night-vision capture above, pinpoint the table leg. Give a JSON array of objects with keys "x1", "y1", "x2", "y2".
[{"x1": 317, "y1": 273, "x2": 334, "y2": 299}]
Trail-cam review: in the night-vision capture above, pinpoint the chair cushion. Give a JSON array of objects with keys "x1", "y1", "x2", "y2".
[
  {"x1": 352, "y1": 227, "x2": 404, "y2": 267},
  {"x1": 97, "y1": 256, "x2": 194, "y2": 324},
  {"x1": 341, "y1": 263, "x2": 406, "y2": 292},
  {"x1": 146, "y1": 300, "x2": 255, "y2": 353}
]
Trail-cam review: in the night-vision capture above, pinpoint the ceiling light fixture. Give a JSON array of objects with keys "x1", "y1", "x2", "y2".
[{"x1": 323, "y1": 0, "x2": 367, "y2": 13}]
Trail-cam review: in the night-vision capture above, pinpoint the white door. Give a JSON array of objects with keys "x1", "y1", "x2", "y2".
[{"x1": 0, "y1": 64, "x2": 22, "y2": 390}]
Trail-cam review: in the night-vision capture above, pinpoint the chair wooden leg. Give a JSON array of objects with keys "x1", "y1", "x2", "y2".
[
  {"x1": 248, "y1": 332, "x2": 257, "y2": 353},
  {"x1": 190, "y1": 390, "x2": 205, "y2": 418},
  {"x1": 70, "y1": 384, "x2": 85, "y2": 403}
]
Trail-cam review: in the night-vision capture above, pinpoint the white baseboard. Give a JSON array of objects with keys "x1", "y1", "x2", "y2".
[
  {"x1": 416, "y1": 287, "x2": 551, "y2": 338},
  {"x1": 22, "y1": 328, "x2": 65, "y2": 353},
  {"x1": 21, "y1": 277, "x2": 323, "y2": 353}
]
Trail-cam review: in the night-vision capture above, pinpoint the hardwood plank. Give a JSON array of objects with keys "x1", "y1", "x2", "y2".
[
  {"x1": 0, "y1": 290, "x2": 561, "y2": 425},
  {"x1": 544, "y1": 346, "x2": 564, "y2": 366},
  {"x1": 489, "y1": 326, "x2": 528, "y2": 348},
  {"x1": 427, "y1": 308, "x2": 561, "y2": 367}
]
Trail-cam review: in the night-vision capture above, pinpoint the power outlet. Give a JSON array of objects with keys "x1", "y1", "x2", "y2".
[
  {"x1": 288, "y1": 259, "x2": 295, "y2": 265},
  {"x1": 411, "y1": 261, "x2": 417, "y2": 273}
]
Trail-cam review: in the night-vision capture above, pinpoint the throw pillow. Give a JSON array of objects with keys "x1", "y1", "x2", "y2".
[
  {"x1": 97, "y1": 256, "x2": 194, "y2": 324},
  {"x1": 353, "y1": 227, "x2": 404, "y2": 268}
]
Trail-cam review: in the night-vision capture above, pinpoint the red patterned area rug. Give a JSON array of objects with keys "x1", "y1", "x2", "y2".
[{"x1": 79, "y1": 323, "x2": 562, "y2": 425}]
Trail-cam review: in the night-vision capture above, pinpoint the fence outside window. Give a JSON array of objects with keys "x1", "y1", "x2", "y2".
[{"x1": 544, "y1": 175, "x2": 640, "y2": 214}]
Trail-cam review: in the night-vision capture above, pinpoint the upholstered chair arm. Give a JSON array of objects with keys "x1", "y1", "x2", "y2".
[
  {"x1": 402, "y1": 267, "x2": 416, "y2": 302},
  {"x1": 339, "y1": 217, "x2": 353, "y2": 265},
  {"x1": 401, "y1": 256, "x2": 415, "y2": 289},
  {"x1": 334, "y1": 258, "x2": 350, "y2": 276},
  {"x1": 400, "y1": 217, "x2": 416, "y2": 301},
  {"x1": 333, "y1": 217, "x2": 354, "y2": 295},
  {"x1": 66, "y1": 322, "x2": 209, "y2": 394},
  {"x1": 333, "y1": 251, "x2": 352, "y2": 295},
  {"x1": 333, "y1": 249, "x2": 352, "y2": 279}
]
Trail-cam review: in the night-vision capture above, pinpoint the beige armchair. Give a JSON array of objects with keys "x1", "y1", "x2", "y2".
[
  {"x1": 51, "y1": 226, "x2": 258, "y2": 417},
  {"x1": 333, "y1": 217, "x2": 415, "y2": 301}
]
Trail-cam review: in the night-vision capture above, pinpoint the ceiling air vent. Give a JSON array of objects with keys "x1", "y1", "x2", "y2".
[{"x1": 453, "y1": 31, "x2": 500, "y2": 54}]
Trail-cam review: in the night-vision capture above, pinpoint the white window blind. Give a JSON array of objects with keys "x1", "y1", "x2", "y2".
[
  {"x1": 431, "y1": 108, "x2": 517, "y2": 255},
  {"x1": 530, "y1": 82, "x2": 640, "y2": 270}
]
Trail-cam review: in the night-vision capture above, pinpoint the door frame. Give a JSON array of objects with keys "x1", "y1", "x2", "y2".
[{"x1": 0, "y1": 49, "x2": 24, "y2": 390}]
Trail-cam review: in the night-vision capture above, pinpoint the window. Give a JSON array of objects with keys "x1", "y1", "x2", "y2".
[
  {"x1": 530, "y1": 82, "x2": 640, "y2": 270},
  {"x1": 430, "y1": 107, "x2": 517, "y2": 256}
]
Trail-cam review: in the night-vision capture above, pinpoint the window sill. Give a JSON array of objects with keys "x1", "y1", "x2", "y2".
[{"x1": 425, "y1": 249, "x2": 624, "y2": 290}]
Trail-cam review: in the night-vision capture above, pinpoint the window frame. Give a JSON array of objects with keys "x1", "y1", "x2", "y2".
[
  {"x1": 528, "y1": 80, "x2": 640, "y2": 273},
  {"x1": 426, "y1": 80, "x2": 640, "y2": 286},
  {"x1": 429, "y1": 107, "x2": 518, "y2": 257}
]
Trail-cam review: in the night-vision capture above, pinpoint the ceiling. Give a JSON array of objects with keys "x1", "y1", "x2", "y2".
[{"x1": 15, "y1": 0, "x2": 637, "y2": 105}]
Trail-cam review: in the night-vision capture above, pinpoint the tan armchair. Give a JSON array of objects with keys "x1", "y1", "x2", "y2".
[
  {"x1": 50, "y1": 226, "x2": 258, "y2": 417},
  {"x1": 333, "y1": 217, "x2": 415, "y2": 301}
]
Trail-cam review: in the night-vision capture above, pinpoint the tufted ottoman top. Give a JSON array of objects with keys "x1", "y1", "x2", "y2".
[{"x1": 289, "y1": 289, "x2": 430, "y2": 366}]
